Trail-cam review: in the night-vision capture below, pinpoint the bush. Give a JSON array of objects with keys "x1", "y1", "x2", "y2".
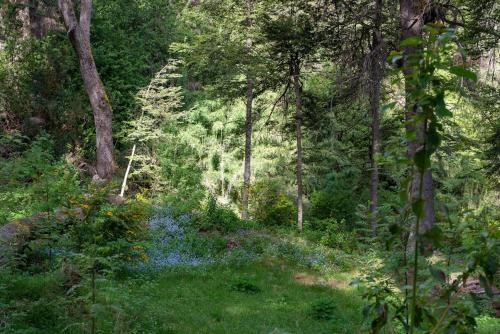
[
  {"x1": 184, "y1": 232, "x2": 227, "y2": 257},
  {"x1": 309, "y1": 298, "x2": 337, "y2": 320},
  {"x1": 63, "y1": 186, "x2": 150, "y2": 267},
  {"x1": 196, "y1": 195, "x2": 243, "y2": 233},
  {"x1": 306, "y1": 218, "x2": 358, "y2": 252},
  {"x1": 230, "y1": 276, "x2": 261, "y2": 293},
  {"x1": 251, "y1": 179, "x2": 296, "y2": 226},
  {"x1": 0, "y1": 270, "x2": 73, "y2": 331},
  {"x1": 0, "y1": 131, "x2": 28, "y2": 159},
  {"x1": 309, "y1": 169, "x2": 363, "y2": 223},
  {"x1": 0, "y1": 134, "x2": 80, "y2": 223}
]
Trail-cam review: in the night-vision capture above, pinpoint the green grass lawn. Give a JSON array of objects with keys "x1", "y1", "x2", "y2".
[
  {"x1": 1, "y1": 222, "x2": 498, "y2": 334},
  {"x1": 97, "y1": 260, "x2": 364, "y2": 334},
  {"x1": 2, "y1": 251, "x2": 499, "y2": 333}
]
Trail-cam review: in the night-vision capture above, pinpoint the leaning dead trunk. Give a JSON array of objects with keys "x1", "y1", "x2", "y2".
[
  {"x1": 292, "y1": 62, "x2": 303, "y2": 231},
  {"x1": 241, "y1": 0, "x2": 253, "y2": 220},
  {"x1": 368, "y1": 0, "x2": 384, "y2": 235},
  {"x1": 58, "y1": 0, "x2": 115, "y2": 179},
  {"x1": 400, "y1": 0, "x2": 435, "y2": 233}
]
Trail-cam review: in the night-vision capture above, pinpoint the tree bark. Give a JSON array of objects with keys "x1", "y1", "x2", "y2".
[
  {"x1": 368, "y1": 0, "x2": 384, "y2": 235},
  {"x1": 28, "y1": 0, "x2": 42, "y2": 38},
  {"x1": 58, "y1": 0, "x2": 115, "y2": 179},
  {"x1": 220, "y1": 130, "x2": 225, "y2": 199},
  {"x1": 400, "y1": 0, "x2": 435, "y2": 232},
  {"x1": 10, "y1": 0, "x2": 58, "y2": 39},
  {"x1": 241, "y1": 0, "x2": 253, "y2": 220},
  {"x1": 292, "y1": 61, "x2": 303, "y2": 231}
]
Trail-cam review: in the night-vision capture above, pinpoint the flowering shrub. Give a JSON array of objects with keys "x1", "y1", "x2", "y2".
[{"x1": 64, "y1": 186, "x2": 149, "y2": 266}]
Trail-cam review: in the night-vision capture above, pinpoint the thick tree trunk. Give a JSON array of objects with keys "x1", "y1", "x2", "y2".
[
  {"x1": 26, "y1": 0, "x2": 58, "y2": 39},
  {"x1": 368, "y1": 0, "x2": 384, "y2": 235},
  {"x1": 400, "y1": 0, "x2": 435, "y2": 233},
  {"x1": 242, "y1": 75, "x2": 253, "y2": 219},
  {"x1": 241, "y1": 0, "x2": 253, "y2": 220},
  {"x1": 58, "y1": 0, "x2": 115, "y2": 179},
  {"x1": 293, "y1": 64, "x2": 303, "y2": 231},
  {"x1": 27, "y1": 0, "x2": 42, "y2": 38}
]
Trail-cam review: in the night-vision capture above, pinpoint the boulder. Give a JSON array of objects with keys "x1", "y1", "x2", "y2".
[
  {"x1": 0, "y1": 208, "x2": 83, "y2": 266},
  {"x1": 0, "y1": 212, "x2": 46, "y2": 265},
  {"x1": 0, "y1": 192, "x2": 123, "y2": 266}
]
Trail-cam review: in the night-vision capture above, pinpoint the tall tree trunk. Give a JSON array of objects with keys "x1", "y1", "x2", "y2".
[
  {"x1": 368, "y1": 0, "x2": 384, "y2": 235},
  {"x1": 241, "y1": 0, "x2": 253, "y2": 220},
  {"x1": 14, "y1": 0, "x2": 57, "y2": 39},
  {"x1": 292, "y1": 61, "x2": 303, "y2": 231},
  {"x1": 58, "y1": 0, "x2": 115, "y2": 179},
  {"x1": 400, "y1": 0, "x2": 435, "y2": 231},
  {"x1": 27, "y1": 0, "x2": 41, "y2": 38},
  {"x1": 220, "y1": 131, "x2": 225, "y2": 199}
]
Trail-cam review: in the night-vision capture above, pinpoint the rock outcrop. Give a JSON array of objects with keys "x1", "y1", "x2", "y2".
[{"x1": 0, "y1": 208, "x2": 83, "y2": 265}]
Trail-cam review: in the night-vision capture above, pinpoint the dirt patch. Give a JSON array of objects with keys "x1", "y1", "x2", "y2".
[
  {"x1": 325, "y1": 279, "x2": 348, "y2": 289},
  {"x1": 293, "y1": 273, "x2": 319, "y2": 285},
  {"x1": 293, "y1": 273, "x2": 349, "y2": 289}
]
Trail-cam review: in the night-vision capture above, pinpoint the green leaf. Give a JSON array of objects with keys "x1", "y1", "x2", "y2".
[
  {"x1": 362, "y1": 304, "x2": 372, "y2": 318},
  {"x1": 405, "y1": 129, "x2": 417, "y2": 141},
  {"x1": 424, "y1": 24, "x2": 439, "y2": 35},
  {"x1": 445, "y1": 321, "x2": 457, "y2": 334},
  {"x1": 389, "y1": 223, "x2": 402, "y2": 235},
  {"x1": 479, "y1": 275, "x2": 494, "y2": 298},
  {"x1": 400, "y1": 36, "x2": 423, "y2": 47},
  {"x1": 399, "y1": 177, "x2": 411, "y2": 202},
  {"x1": 434, "y1": 91, "x2": 452, "y2": 118},
  {"x1": 422, "y1": 226, "x2": 444, "y2": 248},
  {"x1": 427, "y1": 123, "x2": 441, "y2": 153},
  {"x1": 449, "y1": 66, "x2": 477, "y2": 81},
  {"x1": 391, "y1": 55, "x2": 403, "y2": 65},
  {"x1": 483, "y1": 254, "x2": 499, "y2": 279},
  {"x1": 438, "y1": 31, "x2": 455, "y2": 43},
  {"x1": 430, "y1": 266, "x2": 446, "y2": 283},
  {"x1": 388, "y1": 51, "x2": 403, "y2": 64},
  {"x1": 423, "y1": 308, "x2": 438, "y2": 325},
  {"x1": 414, "y1": 149, "x2": 430, "y2": 173},
  {"x1": 371, "y1": 303, "x2": 388, "y2": 333},
  {"x1": 350, "y1": 277, "x2": 361, "y2": 286},
  {"x1": 412, "y1": 199, "x2": 424, "y2": 219},
  {"x1": 414, "y1": 305, "x2": 424, "y2": 326},
  {"x1": 381, "y1": 102, "x2": 396, "y2": 114}
]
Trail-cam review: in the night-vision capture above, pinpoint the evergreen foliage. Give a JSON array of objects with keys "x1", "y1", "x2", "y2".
[{"x1": 0, "y1": 0, "x2": 498, "y2": 333}]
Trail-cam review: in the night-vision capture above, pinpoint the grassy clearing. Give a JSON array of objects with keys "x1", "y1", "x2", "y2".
[
  {"x1": 1, "y1": 205, "x2": 498, "y2": 334},
  {"x1": 96, "y1": 260, "x2": 363, "y2": 334},
  {"x1": 1, "y1": 236, "x2": 499, "y2": 333}
]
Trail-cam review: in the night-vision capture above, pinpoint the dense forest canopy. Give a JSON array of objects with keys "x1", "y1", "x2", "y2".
[{"x1": 0, "y1": 0, "x2": 498, "y2": 333}]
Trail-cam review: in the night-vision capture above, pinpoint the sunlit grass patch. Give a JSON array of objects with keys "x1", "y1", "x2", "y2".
[
  {"x1": 99, "y1": 260, "x2": 364, "y2": 333},
  {"x1": 477, "y1": 315, "x2": 500, "y2": 334}
]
